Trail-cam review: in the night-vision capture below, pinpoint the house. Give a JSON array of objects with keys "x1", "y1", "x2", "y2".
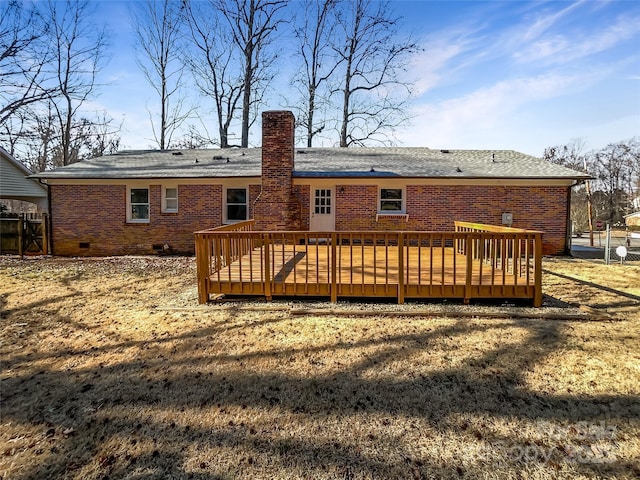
[
  {"x1": 0, "y1": 146, "x2": 48, "y2": 212},
  {"x1": 624, "y1": 212, "x2": 640, "y2": 229},
  {"x1": 32, "y1": 110, "x2": 589, "y2": 257}
]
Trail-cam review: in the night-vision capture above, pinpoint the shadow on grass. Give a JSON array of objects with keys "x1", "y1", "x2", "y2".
[
  {"x1": 0, "y1": 291, "x2": 81, "y2": 317},
  {"x1": 542, "y1": 268, "x2": 640, "y2": 304},
  {"x1": 1, "y1": 309, "x2": 638, "y2": 479}
]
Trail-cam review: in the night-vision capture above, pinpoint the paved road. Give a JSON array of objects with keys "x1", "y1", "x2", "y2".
[{"x1": 571, "y1": 232, "x2": 640, "y2": 260}]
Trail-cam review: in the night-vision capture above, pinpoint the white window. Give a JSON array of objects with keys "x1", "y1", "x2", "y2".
[
  {"x1": 314, "y1": 188, "x2": 332, "y2": 215},
  {"x1": 129, "y1": 187, "x2": 150, "y2": 223},
  {"x1": 379, "y1": 188, "x2": 404, "y2": 213},
  {"x1": 225, "y1": 187, "x2": 248, "y2": 222},
  {"x1": 163, "y1": 187, "x2": 178, "y2": 213}
]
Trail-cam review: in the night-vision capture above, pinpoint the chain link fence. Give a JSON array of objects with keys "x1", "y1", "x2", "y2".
[
  {"x1": 571, "y1": 229, "x2": 640, "y2": 264},
  {"x1": 606, "y1": 230, "x2": 640, "y2": 263}
]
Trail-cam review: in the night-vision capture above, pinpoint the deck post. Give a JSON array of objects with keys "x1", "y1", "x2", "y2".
[
  {"x1": 330, "y1": 233, "x2": 337, "y2": 302},
  {"x1": 228, "y1": 233, "x2": 233, "y2": 263},
  {"x1": 398, "y1": 232, "x2": 405, "y2": 304},
  {"x1": 264, "y1": 233, "x2": 272, "y2": 301},
  {"x1": 195, "y1": 234, "x2": 209, "y2": 304},
  {"x1": 534, "y1": 232, "x2": 543, "y2": 307},
  {"x1": 464, "y1": 233, "x2": 473, "y2": 304}
]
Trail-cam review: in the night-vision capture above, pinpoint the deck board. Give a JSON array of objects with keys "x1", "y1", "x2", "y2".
[{"x1": 210, "y1": 244, "x2": 530, "y2": 288}]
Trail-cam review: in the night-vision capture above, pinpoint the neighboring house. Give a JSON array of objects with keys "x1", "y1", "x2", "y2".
[
  {"x1": 624, "y1": 212, "x2": 640, "y2": 228},
  {"x1": 32, "y1": 111, "x2": 589, "y2": 257},
  {"x1": 0, "y1": 146, "x2": 48, "y2": 212}
]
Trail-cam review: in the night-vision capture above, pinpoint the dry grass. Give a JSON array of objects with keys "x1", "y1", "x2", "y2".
[{"x1": 1, "y1": 256, "x2": 638, "y2": 479}]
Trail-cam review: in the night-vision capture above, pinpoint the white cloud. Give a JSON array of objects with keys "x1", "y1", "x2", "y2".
[
  {"x1": 514, "y1": 14, "x2": 640, "y2": 66},
  {"x1": 519, "y1": 0, "x2": 586, "y2": 43},
  {"x1": 407, "y1": 42, "x2": 466, "y2": 95},
  {"x1": 404, "y1": 20, "x2": 494, "y2": 96},
  {"x1": 397, "y1": 70, "x2": 604, "y2": 152}
]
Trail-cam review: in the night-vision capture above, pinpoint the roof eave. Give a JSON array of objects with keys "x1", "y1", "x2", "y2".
[{"x1": 30, "y1": 174, "x2": 261, "y2": 180}]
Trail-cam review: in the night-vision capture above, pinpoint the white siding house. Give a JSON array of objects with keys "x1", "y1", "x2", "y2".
[{"x1": 0, "y1": 147, "x2": 48, "y2": 212}]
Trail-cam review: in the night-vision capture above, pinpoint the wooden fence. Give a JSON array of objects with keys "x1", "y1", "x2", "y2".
[
  {"x1": 0, "y1": 213, "x2": 49, "y2": 256},
  {"x1": 195, "y1": 221, "x2": 543, "y2": 306}
]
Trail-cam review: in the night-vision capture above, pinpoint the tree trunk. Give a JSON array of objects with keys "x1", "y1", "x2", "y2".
[
  {"x1": 241, "y1": 65, "x2": 251, "y2": 148},
  {"x1": 240, "y1": 1, "x2": 255, "y2": 149},
  {"x1": 307, "y1": 87, "x2": 315, "y2": 147},
  {"x1": 339, "y1": 72, "x2": 350, "y2": 148},
  {"x1": 160, "y1": 75, "x2": 167, "y2": 149},
  {"x1": 63, "y1": 95, "x2": 72, "y2": 165}
]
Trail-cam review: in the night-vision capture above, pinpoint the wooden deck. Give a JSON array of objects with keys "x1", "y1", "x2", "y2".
[{"x1": 195, "y1": 222, "x2": 543, "y2": 306}]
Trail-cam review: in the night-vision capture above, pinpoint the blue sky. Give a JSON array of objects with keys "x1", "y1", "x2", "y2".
[{"x1": 92, "y1": 0, "x2": 640, "y2": 156}]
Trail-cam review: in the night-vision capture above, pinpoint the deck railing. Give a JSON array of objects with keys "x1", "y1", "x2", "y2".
[
  {"x1": 454, "y1": 222, "x2": 543, "y2": 307},
  {"x1": 195, "y1": 222, "x2": 543, "y2": 306}
]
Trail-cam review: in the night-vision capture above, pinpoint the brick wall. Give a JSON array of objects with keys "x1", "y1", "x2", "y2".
[
  {"x1": 51, "y1": 181, "x2": 569, "y2": 256},
  {"x1": 294, "y1": 185, "x2": 310, "y2": 231},
  {"x1": 50, "y1": 183, "x2": 226, "y2": 256},
  {"x1": 331, "y1": 184, "x2": 569, "y2": 255}
]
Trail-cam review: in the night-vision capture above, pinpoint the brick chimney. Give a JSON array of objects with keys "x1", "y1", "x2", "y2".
[{"x1": 253, "y1": 111, "x2": 300, "y2": 230}]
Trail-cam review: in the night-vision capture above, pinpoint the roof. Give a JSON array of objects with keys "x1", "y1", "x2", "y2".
[
  {"x1": 0, "y1": 147, "x2": 48, "y2": 198},
  {"x1": 30, "y1": 147, "x2": 590, "y2": 180},
  {"x1": 624, "y1": 212, "x2": 640, "y2": 218}
]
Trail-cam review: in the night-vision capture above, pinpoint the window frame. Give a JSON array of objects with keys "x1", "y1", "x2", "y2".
[
  {"x1": 224, "y1": 187, "x2": 249, "y2": 223},
  {"x1": 127, "y1": 186, "x2": 150, "y2": 223},
  {"x1": 313, "y1": 188, "x2": 332, "y2": 215},
  {"x1": 378, "y1": 187, "x2": 405, "y2": 214},
  {"x1": 162, "y1": 186, "x2": 179, "y2": 213}
]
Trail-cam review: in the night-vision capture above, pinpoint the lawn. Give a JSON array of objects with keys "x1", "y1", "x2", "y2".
[{"x1": 1, "y1": 256, "x2": 639, "y2": 479}]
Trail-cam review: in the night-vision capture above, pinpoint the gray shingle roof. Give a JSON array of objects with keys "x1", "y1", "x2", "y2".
[{"x1": 31, "y1": 147, "x2": 589, "y2": 180}]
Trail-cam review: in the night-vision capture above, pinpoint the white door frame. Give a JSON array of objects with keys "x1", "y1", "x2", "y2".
[{"x1": 309, "y1": 186, "x2": 335, "y2": 231}]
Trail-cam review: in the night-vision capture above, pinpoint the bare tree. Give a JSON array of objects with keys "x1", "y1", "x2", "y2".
[
  {"x1": 291, "y1": 0, "x2": 342, "y2": 147},
  {"x1": 0, "y1": 110, "x2": 31, "y2": 156},
  {"x1": 217, "y1": 0, "x2": 287, "y2": 148},
  {"x1": 132, "y1": 0, "x2": 191, "y2": 150},
  {"x1": 620, "y1": 138, "x2": 640, "y2": 208},
  {"x1": 544, "y1": 139, "x2": 595, "y2": 244},
  {"x1": 13, "y1": 102, "x2": 121, "y2": 172},
  {"x1": 2, "y1": 0, "x2": 115, "y2": 171},
  {"x1": 171, "y1": 124, "x2": 217, "y2": 149},
  {"x1": 84, "y1": 112, "x2": 122, "y2": 159},
  {"x1": 0, "y1": 1, "x2": 54, "y2": 125},
  {"x1": 184, "y1": 0, "x2": 244, "y2": 148},
  {"x1": 16, "y1": 104, "x2": 56, "y2": 173},
  {"x1": 293, "y1": 0, "x2": 340, "y2": 147},
  {"x1": 543, "y1": 138, "x2": 589, "y2": 171},
  {"x1": 545, "y1": 137, "x2": 640, "y2": 236},
  {"x1": 333, "y1": 0, "x2": 419, "y2": 147},
  {"x1": 45, "y1": 0, "x2": 109, "y2": 165},
  {"x1": 593, "y1": 140, "x2": 638, "y2": 224}
]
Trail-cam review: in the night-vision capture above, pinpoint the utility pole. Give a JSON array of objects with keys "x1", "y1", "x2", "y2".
[{"x1": 584, "y1": 156, "x2": 594, "y2": 247}]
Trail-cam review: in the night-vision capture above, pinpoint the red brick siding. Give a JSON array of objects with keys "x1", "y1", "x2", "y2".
[
  {"x1": 335, "y1": 185, "x2": 378, "y2": 230},
  {"x1": 51, "y1": 182, "x2": 569, "y2": 256},
  {"x1": 333, "y1": 184, "x2": 569, "y2": 255},
  {"x1": 294, "y1": 185, "x2": 310, "y2": 231},
  {"x1": 248, "y1": 184, "x2": 261, "y2": 220},
  {"x1": 50, "y1": 184, "x2": 224, "y2": 256}
]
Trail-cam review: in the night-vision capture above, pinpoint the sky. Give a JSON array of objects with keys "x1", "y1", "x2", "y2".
[{"x1": 91, "y1": 0, "x2": 640, "y2": 157}]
